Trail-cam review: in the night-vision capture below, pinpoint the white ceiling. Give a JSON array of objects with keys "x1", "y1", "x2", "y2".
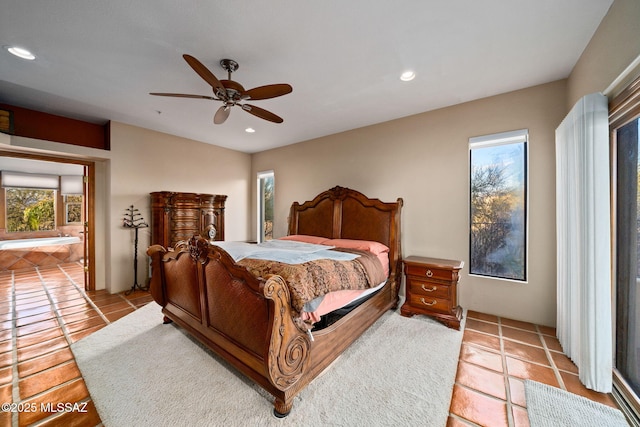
[{"x1": 0, "y1": 1, "x2": 613, "y2": 153}]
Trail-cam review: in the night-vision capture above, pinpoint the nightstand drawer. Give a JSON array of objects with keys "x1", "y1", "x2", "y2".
[
  {"x1": 408, "y1": 280, "x2": 449, "y2": 299},
  {"x1": 408, "y1": 294, "x2": 451, "y2": 314},
  {"x1": 405, "y1": 264, "x2": 456, "y2": 282}
]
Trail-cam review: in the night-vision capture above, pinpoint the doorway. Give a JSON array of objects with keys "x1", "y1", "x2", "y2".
[{"x1": 0, "y1": 151, "x2": 95, "y2": 290}]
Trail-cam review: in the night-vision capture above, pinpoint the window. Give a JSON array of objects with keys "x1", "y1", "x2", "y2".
[
  {"x1": 64, "y1": 195, "x2": 83, "y2": 224},
  {"x1": 469, "y1": 129, "x2": 528, "y2": 281},
  {"x1": 611, "y1": 72, "x2": 640, "y2": 417},
  {"x1": 5, "y1": 188, "x2": 56, "y2": 232},
  {"x1": 257, "y1": 171, "x2": 274, "y2": 242}
]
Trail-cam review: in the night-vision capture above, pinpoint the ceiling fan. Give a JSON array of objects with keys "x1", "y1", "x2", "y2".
[{"x1": 150, "y1": 54, "x2": 292, "y2": 124}]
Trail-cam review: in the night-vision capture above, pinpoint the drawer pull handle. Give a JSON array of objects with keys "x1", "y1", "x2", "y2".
[
  {"x1": 425, "y1": 269, "x2": 433, "y2": 278},
  {"x1": 420, "y1": 298, "x2": 437, "y2": 306},
  {"x1": 421, "y1": 284, "x2": 437, "y2": 292}
]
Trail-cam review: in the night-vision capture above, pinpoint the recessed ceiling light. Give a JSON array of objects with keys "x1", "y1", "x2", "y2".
[
  {"x1": 400, "y1": 71, "x2": 415, "y2": 82},
  {"x1": 245, "y1": 127, "x2": 255, "y2": 133},
  {"x1": 6, "y1": 46, "x2": 36, "y2": 60}
]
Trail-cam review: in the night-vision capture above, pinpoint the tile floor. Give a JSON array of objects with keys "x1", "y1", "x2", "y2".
[
  {"x1": 0, "y1": 262, "x2": 622, "y2": 426},
  {"x1": 447, "y1": 311, "x2": 618, "y2": 426},
  {"x1": 0, "y1": 263, "x2": 152, "y2": 426}
]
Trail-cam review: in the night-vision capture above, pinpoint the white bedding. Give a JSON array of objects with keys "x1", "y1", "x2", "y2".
[{"x1": 213, "y1": 240, "x2": 358, "y2": 264}]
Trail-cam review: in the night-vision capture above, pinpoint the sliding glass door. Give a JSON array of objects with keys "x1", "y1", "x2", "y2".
[
  {"x1": 614, "y1": 116, "x2": 640, "y2": 393},
  {"x1": 612, "y1": 75, "x2": 640, "y2": 418}
]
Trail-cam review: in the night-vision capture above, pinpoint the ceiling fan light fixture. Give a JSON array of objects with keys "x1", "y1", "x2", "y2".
[
  {"x1": 245, "y1": 127, "x2": 255, "y2": 133},
  {"x1": 6, "y1": 46, "x2": 36, "y2": 60},
  {"x1": 400, "y1": 70, "x2": 415, "y2": 81}
]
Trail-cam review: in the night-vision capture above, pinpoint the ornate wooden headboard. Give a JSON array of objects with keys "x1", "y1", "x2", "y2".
[{"x1": 288, "y1": 186, "x2": 403, "y2": 279}]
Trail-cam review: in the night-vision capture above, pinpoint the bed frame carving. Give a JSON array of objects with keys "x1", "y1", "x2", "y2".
[{"x1": 147, "y1": 186, "x2": 403, "y2": 417}]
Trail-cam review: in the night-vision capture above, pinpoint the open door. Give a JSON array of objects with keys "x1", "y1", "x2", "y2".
[{"x1": 83, "y1": 163, "x2": 96, "y2": 291}]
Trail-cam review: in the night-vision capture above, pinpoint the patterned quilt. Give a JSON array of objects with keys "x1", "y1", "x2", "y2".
[{"x1": 238, "y1": 248, "x2": 386, "y2": 315}]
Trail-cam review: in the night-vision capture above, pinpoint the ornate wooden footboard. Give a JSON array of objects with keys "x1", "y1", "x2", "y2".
[{"x1": 147, "y1": 186, "x2": 403, "y2": 416}]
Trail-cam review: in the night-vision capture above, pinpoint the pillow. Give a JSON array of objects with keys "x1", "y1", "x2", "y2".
[
  {"x1": 328, "y1": 239, "x2": 390, "y2": 277},
  {"x1": 328, "y1": 238, "x2": 389, "y2": 255},
  {"x1": 279, "y1": 234, "x2": 331, "y2": 245}
]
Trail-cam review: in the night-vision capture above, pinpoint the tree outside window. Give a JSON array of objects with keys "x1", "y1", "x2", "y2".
[
  {"x1": 469, "y1": 131, "x2": 527, "y2": 281},
  {"x1": 6, "y1": 188, "x2": 56, "y2": 232}
]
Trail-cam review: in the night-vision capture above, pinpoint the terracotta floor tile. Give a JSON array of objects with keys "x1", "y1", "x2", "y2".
[
  {"x1": 509, "y1": 377, "x2": 527, "y2": 407},
  {"x1": 505, "y1": 357, "x2": 559, "y2": 387},
  {"x1": 19, "y1": 361, "x2": 82, "y2": 399},
  {"x1": 16, "y1": 319, "x2": 60, "y2": 337},
  {"x1": 550, "y1": 351, "x2": 578, "y2": 374},
  {"x1": 538, "y1": 325, "x2": 556, "y2": 336},
  {"x1": 69, "y1": 324, "x2": 106, "y2": 343},
  {"x1": 18, "y1": 347, "x2": 74, "y2": 378},
  {"x1": 466, "y1": 318, "x2": 500, "y2": 336},
  {"x1": 17, "y1": 336, "x2": 69, "y2": 363},
  {"x1": 19, "y1": 378, "x2": 90, "y2": 426},
  {"x1": 104, "y1": 307, "x2": 134, "y2": 322},
  {"x1": 15, "y1": 310, "x2": 57, "y2": 327},
  {"x1": 54, "y1": 296, "x2": 90, "y2": 310},
  {"x1": 459, "y1": 343, "x2": 504, "y2": 373},
  {"x1": 501, "y1": 317, "x2": 537, "y2": 332},
  {"x1": 57, "y1": 302, "x2": 96, "y2": 317},
  {"x1": 455, "y1": 360, "x2": 507, "y2": 400},
  {"x1": 467, "y1": 310, "x2": 499, "y2": 324},
  {"x1": 501, "y1": 326, "x2": 543, "y2": 347},
  {"x1": 64, "y1": 315, "x2": 107, "y2": 335},
  {"x1": 449, "y1": 384, "x2": 509, "y2": 427},
  {"x1": 463, "y1": 329, "x2": 502, "y2": 352},
  {"x1": 98, "y1": 300, "x2": 133, "y2": 314},
  {"x1": 91, "y1": 294, "x2": 126, "y2": 306},
  {"x1": 542, "y1": 334, "x2": 564, "y2": 353},
  {"x1": 512, "y1": 405, "x2": 531, "y2": 427},
  {"x1": 502, "y1": 340, "x2": 550, "y2": 366},
  {"x1": 60, "y1": 309, "x2": 101, "y2": 325},
  {"x1": 0, "y1": 340, "x2": 11, "y2": 355},
  {"x1": 0, "y1": 351, "x2": 12, "y2": 369},
  {"x1": 559, "y1": 371, "x2": 617, "y2": 408},
  {"x1": 0, "y1": 366, "x2": 12, "y2": 385},
  {"x1": 16, "y1": 326, "x2": 64, "y2": 349}
]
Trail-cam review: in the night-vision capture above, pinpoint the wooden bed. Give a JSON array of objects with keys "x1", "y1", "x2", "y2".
[{"x1": 147, "y1": 186, "x2": 403, "y2": 417}]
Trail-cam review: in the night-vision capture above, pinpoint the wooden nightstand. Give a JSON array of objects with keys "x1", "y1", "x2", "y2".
[{"x1": 400, "y1": 256, "x2": 463, "y2": 330}]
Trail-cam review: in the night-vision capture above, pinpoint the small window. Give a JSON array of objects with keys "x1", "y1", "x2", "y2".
[
  {"x1": 257, "y1": 171, "x2": 274, "y2": 242},
  {"x1": 469, "y1": 129, "x2": 528, "y2": 281},
  {"x1": 64, "y1": 195, "x2": 83, "y2": 224},
  {"x1": 6, "y1": 188, "x2": 56, "y2": 232}
]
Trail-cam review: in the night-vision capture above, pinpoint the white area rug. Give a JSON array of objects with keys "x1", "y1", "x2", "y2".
[
  {"x1": 71, "y1": 302, "x2": 463, "y2": 426},
  {"x1": 525, "y1": 380, "x2": 629, "y2": 427}
]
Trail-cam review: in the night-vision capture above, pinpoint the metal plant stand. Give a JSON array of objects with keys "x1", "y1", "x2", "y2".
[{"x1": 122, "y1": 205, "x2": 148, "y2": 295}]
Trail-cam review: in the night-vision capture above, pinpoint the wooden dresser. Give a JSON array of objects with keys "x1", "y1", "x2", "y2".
[
  {"x1": 400, "y1": 256, "x2": 463, "y2": 330},
  {"x1": 150, "y1": 191, "x2": 227, "y2": 248}
]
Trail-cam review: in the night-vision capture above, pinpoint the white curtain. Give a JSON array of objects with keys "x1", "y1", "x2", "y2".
[{"x1": 556, "y1": 92, "x2": 612, "y2": 392}]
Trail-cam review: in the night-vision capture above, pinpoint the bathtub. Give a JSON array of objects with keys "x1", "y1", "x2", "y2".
[
  {"x1": 0, "y1": 236, "x2": 81, "y2": 250},
  {"x1": 0, "y1": 236, "x2": 83, "y2": 270}
]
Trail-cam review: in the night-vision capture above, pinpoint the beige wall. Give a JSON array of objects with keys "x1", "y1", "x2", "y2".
[
  {"x1": 5, "y1": 122, "x2": 252, "y2": 293},
  {"x1": 252, "y1": 80, "x2": 566, "y2": 326},
  {"x1": 567, "y1": 0, "x2": 640, "y2": 105}
]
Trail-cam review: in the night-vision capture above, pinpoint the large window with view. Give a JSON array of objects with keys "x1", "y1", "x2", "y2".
[
  {"x1": 469, "y1": 129, "x2": 528, "y2": 281},
  {"x1": 6, "y1": 188, "x2": 56, "y2": 232},
  {"x1": 257, "y1": 171, "x2": 274, "y2": 243}
]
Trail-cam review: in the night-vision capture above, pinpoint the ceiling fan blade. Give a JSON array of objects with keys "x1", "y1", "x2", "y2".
[
  {"x1": 241, "y1": 104, "x2": 284, "y2": 123},
  {"x1": 242, "y1": 84, "x2": 293, "y2": 100},
  {"x1": 149, "y1": 92, "x2": 217, "y2": 100},
  {"x1": 214, "y1": 106, "x2": 231, "y2": 124},
  {"x1": 182, "y1": 54, "x2": 228, "y2": 99}
]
